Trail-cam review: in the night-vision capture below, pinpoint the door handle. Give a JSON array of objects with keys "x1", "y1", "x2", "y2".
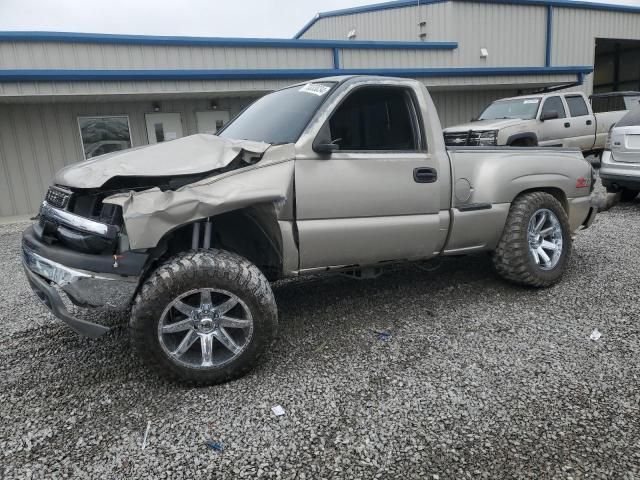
[
  {"x1": 564, "y1": 122, "x2": 571, "y2": 128},
  {"x1": 413, "y1": 167, "x2": 438, "y2": 183},
  {"x1": 586, "y1": 120, "x2": 593, "y2": 125}
]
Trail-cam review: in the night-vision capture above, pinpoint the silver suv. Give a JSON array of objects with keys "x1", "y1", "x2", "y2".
[{"x1": 600, "y1": 104, "x2": 640, "y2": 201}]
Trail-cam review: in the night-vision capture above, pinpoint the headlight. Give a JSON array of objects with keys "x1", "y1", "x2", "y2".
[{"x1": 477, "y1": 130, "x2": 498, "y2": 146}]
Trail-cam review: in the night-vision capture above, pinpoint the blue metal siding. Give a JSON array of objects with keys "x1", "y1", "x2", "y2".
[
  {"x1": 0, "y1": 31, "x2": 457, "y2": 50},
  {"x1": 546, "y1": 5, "x2": 553, "y2": 67},
  {"x1": 0, "y1": 66, "x2": 593, "y2": 82}
]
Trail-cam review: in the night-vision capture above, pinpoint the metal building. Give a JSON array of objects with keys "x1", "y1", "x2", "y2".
[{"x1": 1, "y1": 0, "x2": 639, "y2": 218}]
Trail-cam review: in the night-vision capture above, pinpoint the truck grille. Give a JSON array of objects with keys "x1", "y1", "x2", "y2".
[
  {"x1": 444, "y1": 131, "x2": 483, "y2": 147},
  {"x1": 45, "y1": 186, "x2": 72, "y2": 210}
]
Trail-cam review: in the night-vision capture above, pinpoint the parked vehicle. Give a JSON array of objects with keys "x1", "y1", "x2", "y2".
[
  {"x1": 443, "y1": 91, "x2": 639, "y2": 155},
  {"x1": 590, "y1": 91, "x2": 640, "y2": 115},
  {"x1": 22, "y1": 76, "x2": 596, "y2": 385},
  {"x1": 600, "y1": 103, "x2": 640, "y2": 201}
]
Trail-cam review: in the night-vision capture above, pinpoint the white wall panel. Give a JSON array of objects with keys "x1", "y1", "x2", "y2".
[
  {"x1": 0, "y1": 42, "x2": 334, "y2": 70},
  {"x1": 552, "y1": 8, "x2": 640, "y2": 95},
  {"x1": 0, "y1": 78, "x2": 306, "y2": 100},
  {"x1": 304, "y1": 2, "x2": 547, "y2": 67},
  {"x1": 0, "y1": 97, "x2": 256, "y2": 216}
]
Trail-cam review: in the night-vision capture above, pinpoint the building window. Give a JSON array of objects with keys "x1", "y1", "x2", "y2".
[{"x1": 77, "y1": 115, "x2": 132, "y2": 159}]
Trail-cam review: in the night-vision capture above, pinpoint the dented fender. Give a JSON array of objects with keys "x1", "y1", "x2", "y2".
[{"x1": 103, "y1": 145, "x2": 296, "y2": 250}]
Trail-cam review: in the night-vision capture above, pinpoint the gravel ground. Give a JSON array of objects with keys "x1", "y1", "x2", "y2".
[{"x1": 1, "y1": 194, "x2": 639, "y2": 479}]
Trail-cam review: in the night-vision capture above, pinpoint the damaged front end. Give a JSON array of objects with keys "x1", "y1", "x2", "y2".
[{"x1": 22, "y1": 134, "x2": 294, "y2": 337}]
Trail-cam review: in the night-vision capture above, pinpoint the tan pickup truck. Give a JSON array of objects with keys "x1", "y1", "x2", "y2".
[
  {"x1": 443, "y1": 91, "x2": 639, "y2": 156},
  {"x1": 22, "y1": 75, "x2": 596, "y2": 385}
]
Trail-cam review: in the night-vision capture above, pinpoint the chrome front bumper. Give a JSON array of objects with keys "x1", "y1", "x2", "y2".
[
  {"x1": 40, "y1": 200, "x2": 119, "y2": 239},
  {"x1": 22, "y1": 243, "x2": 139, "y2": 338}
]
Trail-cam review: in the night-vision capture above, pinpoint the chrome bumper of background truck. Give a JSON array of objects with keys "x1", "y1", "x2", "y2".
[{"x1": 22, "y1": 244, "x2": 139, "y2": 338}]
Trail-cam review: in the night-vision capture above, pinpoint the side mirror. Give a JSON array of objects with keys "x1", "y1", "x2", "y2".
[
  {"x1": 313, "y1": 143, "x2": 340, "y2": 154},
  {"x1": 540, "y1": 110, "x2": 559, "y2": 121},
  {"x1": 470, "y1": 116, "x2": 478, "y2": 122}
]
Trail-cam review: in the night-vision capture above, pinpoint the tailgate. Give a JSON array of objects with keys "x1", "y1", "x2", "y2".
[{"x1": 611, "y1": 126, "x2": 640, "y2": 164}]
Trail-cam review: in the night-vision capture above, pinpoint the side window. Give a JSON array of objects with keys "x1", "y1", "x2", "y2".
[
  {"x1": 592, "y1": 95, "x2": 627, "y2": 113},
  {"x1": 541, "y1": 96, "x2": 567, "y2": 119},
  {"x1": 77, "y1": 115, "x2": 132, "y2": 159},
  {"x1": 565, "y1": 95, "x2": 590, "y2": 117},
  {"x1": 327, "y1": 87, "x2": 420, "y2": 151}
]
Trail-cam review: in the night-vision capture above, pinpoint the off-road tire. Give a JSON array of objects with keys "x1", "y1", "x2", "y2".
[
  {"x1": 492, "y1": 192, "x2": 572, "y2": 288},
  {"x1": 130, "y1": 249, "x2": 277, "y2": 386},
  {"x1": 620, "y1": 189, "x2": 639, "y2": 202}
]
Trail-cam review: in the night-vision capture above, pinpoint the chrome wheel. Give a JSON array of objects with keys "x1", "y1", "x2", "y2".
[
  {"x1": 158, "y1": 288, "x2": 253, "y2": 369},
  {"x1": 527, "y1": 208, "x2": 563, "y2": 270}
]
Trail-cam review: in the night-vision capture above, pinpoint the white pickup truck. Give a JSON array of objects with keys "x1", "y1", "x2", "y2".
[{"x1": 443, "y1": 91, "x2": 640, "y2": 156}]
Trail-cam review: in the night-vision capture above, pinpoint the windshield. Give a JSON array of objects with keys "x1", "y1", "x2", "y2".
[
  {"x1": 218, "y1": 82, "x2": 336, "y2": 144},
  {"x1": 479, "y1": 97, "x2": 541, "y2": 120}
]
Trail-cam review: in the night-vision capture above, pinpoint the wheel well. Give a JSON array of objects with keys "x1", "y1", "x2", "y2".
[
  {"x1": 147, "y1": 204, "x2": 284, "y2": 281},
  {"x1": 515, "y1": 188, "x2": 568, "y2": 212},
  {"x1": 509, "y1": 137, "x2": 536, "y2": 147}
]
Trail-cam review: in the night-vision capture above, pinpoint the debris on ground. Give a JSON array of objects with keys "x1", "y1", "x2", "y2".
[
  {"x1": 204, "y1": 440, "x2": 224, "y2": 453},
  {"x1": 271, "y1": 405, "x2": 286, "y2": 416},
  {"x1": 590, "y1": 328, "x2": 602, "y2": 341},
  {"x1": 313, "y1": 340, "x2": 327, "y2": 353},
  {"x1": 141, "y1": 421, "x2": 151, "y2": 450},
  {"x1": 373, "y1": 329, "x2": 392, "y2": 342}
]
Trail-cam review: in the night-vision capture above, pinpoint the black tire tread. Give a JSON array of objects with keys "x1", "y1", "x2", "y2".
[
  {"x1": 130, "y1": 249, "x2": 277, "y2": 386},
  {"x1": 492, "y1": 192, "x2": 571, "y2": 288}
]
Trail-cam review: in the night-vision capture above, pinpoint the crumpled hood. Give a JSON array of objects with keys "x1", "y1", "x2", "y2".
[
  {"x1": 444, "y1": 118, "x2": 525, "y2": 133},
  {"x1": 54, "y1": 134, "x2": 271, "y2": 189}
]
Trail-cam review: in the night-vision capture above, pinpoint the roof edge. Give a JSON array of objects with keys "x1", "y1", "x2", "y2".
[
  {"x1": 0, "y1": 66, "x2": 594, "y2": 83},
  {"x1": 0, "y1": 31, "x2": 457, "y2": 50}
]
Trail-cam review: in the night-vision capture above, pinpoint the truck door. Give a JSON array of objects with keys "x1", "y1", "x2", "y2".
[
  {"x1": 539, "y1": 96, "x2": 570, "y2": 147},
  {"x1": 564, "y1": 94, "x2": 596, "y2": 151},
  {"x1": 294, "y1": 85, "x2": 443, "y2": 270}
]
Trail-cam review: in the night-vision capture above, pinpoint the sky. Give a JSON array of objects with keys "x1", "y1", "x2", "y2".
[{"x1": 0, "y1": 0, "x2": 638, "y2": 39}]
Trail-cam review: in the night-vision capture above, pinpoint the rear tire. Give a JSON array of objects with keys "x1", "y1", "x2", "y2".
[
  {"x1": 493, "y1": 192, "x2": 572, "y2": 288},
  {"x1": 620, "y1": 189, "x2": 639, "y2": 202},
  {"x1": 130, "y1": 249, "x2": 277, "y2": 386}
]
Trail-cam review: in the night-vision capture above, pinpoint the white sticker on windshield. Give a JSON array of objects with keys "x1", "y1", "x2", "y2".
[
  {"x1": 524, "y1": 99, "x2": 540, "y2": 104},
  {"x1": 299, "y1": 83, "x2": 331, "y2": 96}
]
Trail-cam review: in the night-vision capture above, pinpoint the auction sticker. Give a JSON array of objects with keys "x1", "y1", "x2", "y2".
[
  {"x1": 523, "y1": 99, "x2": 540, "y2": 104},
  {"x1": 299, "y1": 83, "x2": 331, "y2": 96}
]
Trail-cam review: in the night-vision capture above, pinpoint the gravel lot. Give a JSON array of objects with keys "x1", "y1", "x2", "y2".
[{"x1": 1, "y1": 194, "x2": 639, "y2": 479}]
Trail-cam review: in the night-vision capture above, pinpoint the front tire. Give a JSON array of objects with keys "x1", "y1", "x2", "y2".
[
  {"x1": 130, "y1": 249, "x2": 277, "y2": 385},
  {"x1": 493, "y1": 192, "x2": 572, "y2": 287}
]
